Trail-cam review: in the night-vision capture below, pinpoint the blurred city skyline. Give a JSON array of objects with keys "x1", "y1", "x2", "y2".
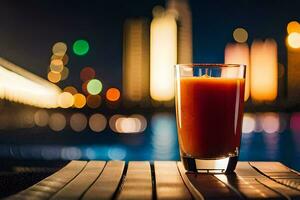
[{"x1": 0, "y1": 0, "x2": 299, "y2": 91}]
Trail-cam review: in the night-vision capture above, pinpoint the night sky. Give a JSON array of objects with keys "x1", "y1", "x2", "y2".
[{"x1": 0, "y1": 0, "x2": 299, "y2": 91}]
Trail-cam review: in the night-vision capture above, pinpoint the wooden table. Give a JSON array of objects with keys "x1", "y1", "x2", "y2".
[{"x1": 5, "y1": 161, "x2": 300, "y2": 200}]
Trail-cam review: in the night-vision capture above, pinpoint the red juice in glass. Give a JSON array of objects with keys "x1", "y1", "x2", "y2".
[{"x1": 175, "y1": 64, "x2": 246, "y2": 173}]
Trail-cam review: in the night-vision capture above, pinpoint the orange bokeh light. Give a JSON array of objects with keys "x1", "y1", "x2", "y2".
[
  {"x1": 47, "y1": 71, "x2": 61, "y2": 83},
  {"x1": 73, "y1": 93, "x2": 86, "y2": 108},
  {"x1": 81, "y1": 80, "x2": 89, "y2": 95},
  {"x1": 63, "y1": 86, "x2": 78, "y2": 95},
  {"x1": 86, "y1": 95, "x2": 101, "y2": 108},
  {"x1": 106, "y1": 88, "x2": 121, "y2": 102}
]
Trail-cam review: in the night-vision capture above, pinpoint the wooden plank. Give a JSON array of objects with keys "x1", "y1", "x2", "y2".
[
  {"x1": 154, "y1": 161, "x2": 192, "y2": 200},
  {"x1": 50, "y1": 161, "x2": 105, "y2": 200},
  {"x1": 117, "y1": 161, "x2": 152, "y2": 200},
  {"x1": 6, "y1": 161, "x2": 87, "y2": 200},
  {"x1": 251, "y1": 162, "x2": 300, "y2": 192},
  {"x1": 256, "y1": 178, "x2": 300, "y2": 200},
  {"x1": 177, "y1": 162, "x2": 241, "y2": 200},
  {"x1": 82, "y1": 161, "x2": 125, "y2": 200},
  {"x1": 215, "y1": 162, "x2": 286, "y2": 200}
]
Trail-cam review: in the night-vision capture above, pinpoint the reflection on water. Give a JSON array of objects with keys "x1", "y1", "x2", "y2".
[
  {"x1": 151, "y1": 112, "x2": 179, "y2": 160},
  {"x1": 0, "y1": 112, "x2": 299, "y2": 171}
]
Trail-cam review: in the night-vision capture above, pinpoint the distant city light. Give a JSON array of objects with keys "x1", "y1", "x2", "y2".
[
  {"x1": 50, "y1": 59, "x2": 64, "y2": 73},
  {"x1": 70, "y1": 113, "x2": 87, "y2": 132},
  {"x1": 34, "y1": 109, "x2": 49, "y2": 127},
  {"x1": 123, "y1": 18, "x2": 150, "y2": 103},
  {"x1": 61, "y1": 147, "x2": 82, "y2": 160},
  {"x1": 224, "y1": 43, "x2": 250, "y2": 101},
  {"x1": 73, "y1": 39, "x2": 89, "y2": 56},
  {"x1": 89, "y1": 113, "x2": 107, "y2": 132},
  {"x1": 49, "y1": 113, "x2": 66, "y2": 131},
  {"x1": 233, "y1": 28, "x2": 248, "y2": 43},
  {"x1": 52, "y1": 42, "x2": 67, "y2": 57},
  {"x1": 80, "y1": 67, "x2": 96, "y2": 82},
  {"x1": 290, "y1": 112, "x2": 300, "y2": 134},
  {"x1": 287, "y1": 21, "x2": 300, "y2": 34},
  {"x1": 130, "y1": 114, "x2": 147, "y2": 132},
  {"x1": 58, "y1": 92, "x2": 74, "y2": 108},
  {"x1": 62, "y1": 54, "x2": 69, "y2": 65},
  {"x1": 150, "y1": 8, "x2": 177, "y2": 101},
  {"x1": 86, "y1": 94, "x2": 101, "y2": 108},
  {"x1": 287, "y1": 32, "x2": 300, "y2": 49},
  {"x1": 250, "y1": 39, "x2": 278, "y2": 102},
  {"x1": 108, "y1": 147, "x2": 126, "y2": 160},
  {"x1": 109, "y1": 114, "x2": 123, "y2": 132},
  {"x1": 106, "y1": 88, "x2": 120, "y2": 102},
  {"x1": 60, "y1": 67, "x2": 69, "y2": 81},
  {"x1": 63, "y1": 86, "x2": 78, "y2": 95},
  {"x1": 87, "y1": 79, "x2": 102, "y2": 95},
  {"x1": 47, "y1": 71, "x2": 61, "y2": 83},
  {"x1": 242, "y1": 113, "x2": 256, "y2": 134},
  {"x1": 0, "y1": 58, "x2": 61, "y2": 108},
  {"x1": 81, "y1": 80, "x2": 89, "y2": 95},
  {"x1": 115, "y1": 117, "x2": 141, "y2": 133},
  {"x1": 73, "y1": 93, "x2": 86, "y2": 108},
  {"x1": 261, "y1": 112, "x2": 280, "y2": 134}
]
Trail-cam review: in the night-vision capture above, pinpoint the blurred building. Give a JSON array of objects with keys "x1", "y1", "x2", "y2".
[
  {"x1": 287, "y1": 48, "x2": 300, "y2": 106},
  {"x1": 150, "y1": 8, "x2": 177, "y2": 102},
  {"x1": 167, "y1": 0, "x2": 193, "y2": 64},
  {"x1": 122, "y1": 18, "x2": 150, "y2": 105}
]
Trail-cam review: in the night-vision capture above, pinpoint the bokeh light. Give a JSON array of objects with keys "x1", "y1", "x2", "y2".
[
  {"x1": 108, "y1": 147, "x2": 126, "y2": 160},
  {"x1": 50, "y1": 59, "x2": 64, "y2": 73},
  {"x1": 81, "y1": 80, "x2": 89, "y2": 95},
  {"x1": 80, "y1": 67, "x2": 96, "y2": 82},
  {"x1": 255, "y1": 113, "x2": 264, "y2": 132},
  {"x1": 261, "y1": 112, "x2": 280, "y2": 134},
  {"x1": 233, "y1": 27, "x2": 248, "y2": 43},
  {"x1": 290, "y1": 112, "x2": 300, "y2": 134},
  {"x1": 87, "y1": 79, "x2": 102, "y2": 95},
  {"x1": 86, "y1": 95, "x2": 101, "y2": 108},
  {"x1": 63, "y1": 86, "x2": 78, "y2": 95},
  {"x1": 70, "y1": 113, "x2": 87, "y2": 132},
  {"x1": 113, "y1": 114, "x2": 147, "y2": 133},
  {"x1": 61, "y1": 67, "x2": 69, "y2": 81},
  {"x1": 73, "y1": 39, "x2": 89, "y2": 56},
  {"x1": 58, "y1": 92, "x2": 74, "y2": 108},
  {"x1": 49, "y1": 113, "x2": 66, "y2": 131},
  {"x1": 115, "y1": 117, "x2": 141, "y2": 133},
  {"x1": 287, "y1": 21, "x2": 300, "y2": 34},
  {"x1": 73, "y1": 93, "x2": 86, "y2": 108},
  {"x1": 47, "y1": 71, "x2": 61, "y2": 83},
  {"x1": 130, "y1": 114, "x2": 147, "y2": 132},
  {"x1": 62, "y1": 54, "x2": 69, "y2": 65},
  {"x1": 34, "y1": 109, "x2": 49, "y2": 127},
  {"x1": 242, "y1": 113, "x2": 256, "y2": 134},
  {"x1": 89, "y1": 113, "x2": 107, "y2": 132},
  {"x1": 52, "y1": 42, "x2": 67, "y2": 57},
  {"x1": 109, "y1": 114, "x2": 123, "y2": 132},
  {"x1": 287, "y1": 32, "x2": 300, "y2": 49},
  {"x1": 106, "y1": 88, "x2": 120, "y2": 102},
  {"x1": 61, "y1": 147, "x2": 82, "y2": 160}
]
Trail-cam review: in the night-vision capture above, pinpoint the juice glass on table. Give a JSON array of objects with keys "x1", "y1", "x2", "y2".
[{"x1": 175, "y1": 64, "x2": 246, "y2": 173}]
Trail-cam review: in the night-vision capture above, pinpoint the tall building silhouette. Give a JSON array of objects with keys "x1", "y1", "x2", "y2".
[
  {"x1": 287, "y1": 47, "x2": 300, "y2": 106},
  {"x1": 122, "y1": 18, "x2": 150, "y2": 105},
  {"x1": 167, "y1": 0, "x2": 193, "y2": 64}
]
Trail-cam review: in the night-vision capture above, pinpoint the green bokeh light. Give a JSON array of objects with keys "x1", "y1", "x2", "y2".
[
  {"x1": 73, "y1": 39, "x2": 89, "y2": 56},
  {"x1": 87, "y1": 79, "x2": 102, "y2": 95}
]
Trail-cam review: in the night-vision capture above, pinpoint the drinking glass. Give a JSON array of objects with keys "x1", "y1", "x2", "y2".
[{"x1": 175, "y1": 64, "x2": 246, "y2": 173}]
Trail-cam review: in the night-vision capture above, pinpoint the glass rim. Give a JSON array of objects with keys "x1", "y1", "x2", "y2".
[{"x1": 175, "y1": 63, "x2": 246, "y2": 68}]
